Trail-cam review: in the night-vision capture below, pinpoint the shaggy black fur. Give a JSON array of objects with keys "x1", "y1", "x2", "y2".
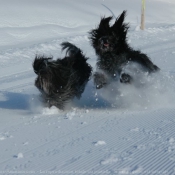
[
  {"x1": 89, "y1": 10, "x2": 160, "y2": 88},
  {"x1": 33, "y1": 42, "x2": 92, "y2": 109}
]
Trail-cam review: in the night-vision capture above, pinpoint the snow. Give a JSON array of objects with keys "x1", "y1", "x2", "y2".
[
  {"x1": 13, "y1": 153, "x2": 24, "y2": 159},
  {"x1": 0, "y1": 0, "x2": 175, "y2": 174},
  {"x1": 94, "y1": 141, "x2": 106, "y2": 146}
]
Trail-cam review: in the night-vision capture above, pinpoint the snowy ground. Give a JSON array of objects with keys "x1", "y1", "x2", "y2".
[{"x1": 0, "y1": 0, "x2": 175, "y2": 174}]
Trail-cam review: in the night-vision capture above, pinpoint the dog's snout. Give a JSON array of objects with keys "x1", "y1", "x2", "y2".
[{"x1": 99, "y1": 37, "x2": 109, "y2": 44}]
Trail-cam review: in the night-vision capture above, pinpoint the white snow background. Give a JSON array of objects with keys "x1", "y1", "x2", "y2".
[{"x1": 0, "y1": 0, "x2": 175, "y2": 174}]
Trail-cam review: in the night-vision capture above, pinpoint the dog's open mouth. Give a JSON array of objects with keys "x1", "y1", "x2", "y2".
[
  {"x1": 103, "y1": 43, "x2": 109, "y2": 47},
  {"x1": 99, "y1": 37, "x2": 111, "y2": 51},
  {"x1": 101, "y1": 43, "x2": 110, "y2": 51}
]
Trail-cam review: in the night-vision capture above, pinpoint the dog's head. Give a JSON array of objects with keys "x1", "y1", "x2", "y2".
[
  {"x1": 33, "y1": 56, "x2": 69, "y2": 95},
  {"x1": 89, "y1": 11, "x2": 129, "y2": 55}
]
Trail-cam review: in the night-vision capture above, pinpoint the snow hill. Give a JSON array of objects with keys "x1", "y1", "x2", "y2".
[{"x1": 0, "y1": 0, "x2": 175, "y2": 174}]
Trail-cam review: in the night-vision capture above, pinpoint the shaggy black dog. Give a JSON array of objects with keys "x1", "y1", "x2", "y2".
[
  {"x1": 33, "y1": 42, "x2": 92, "y2": 109},
  {"x1": 89, "y1": 10, "x2": 159, "y2": 89}
]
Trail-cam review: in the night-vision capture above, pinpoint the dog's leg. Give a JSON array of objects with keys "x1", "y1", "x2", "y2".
[
  {"x1": 94, "y1": 72, "x2": 108, "y2": 89},
  {"x1": 120, "y1": 73, "x2": 132, "y2": 83}
]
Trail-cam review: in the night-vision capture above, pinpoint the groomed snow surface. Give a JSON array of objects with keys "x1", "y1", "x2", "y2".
[{"x1": 0, "y1": 0, "x2": 175, "y2": 174}]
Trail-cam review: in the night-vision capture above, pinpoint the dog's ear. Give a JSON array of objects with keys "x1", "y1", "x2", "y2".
[
  {"x1": 112, "y1": 11, "x2": 129, "y2": 32},
  {"x1": 89, "y1": 16, "x2": 112, "y2": 46},
  {"x1": 89, "y1": 16, "x2": 112, "y2": 44},
  {"x1": 33, "y1": 55, "x2": 53, "y2": 74},
  {"x1": 111, "y1": 10, "x2": 129, "y2": 40},
  {"x1": 112, "y1": 11, "x2": 126, "y2": 29},
  {"x1": 98, "y1": 16, "x2": 112, "y2": 32}
]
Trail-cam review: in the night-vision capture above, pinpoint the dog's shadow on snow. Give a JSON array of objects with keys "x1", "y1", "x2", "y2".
[
  {"x1": 0, "y1": 91, "x2": 31, "y2": 110},
  {"x1": 0, "y1": 88, "x2": 111, "y2": 111}
]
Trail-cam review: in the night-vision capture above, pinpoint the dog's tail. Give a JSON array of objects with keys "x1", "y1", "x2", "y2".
[
  {"x1": 61, "y1": 41, "x2": 92, "y2": 75},
  {"x1": 61, "y1": 42, "x2": 86, "y2": 60},
  {"x1": 60, "y1": 41, "x2": 92, "y2": 71},
  {"x1": 33, "y1": 55, "x2": 53, "y2": 75}
]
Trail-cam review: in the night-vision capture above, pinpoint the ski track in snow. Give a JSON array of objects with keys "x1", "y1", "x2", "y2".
[{"x1": 0, "y1": 0, "x2": 175, "y2": 174}]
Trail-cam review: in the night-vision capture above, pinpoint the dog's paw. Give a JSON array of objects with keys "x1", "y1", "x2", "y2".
[
  {"x1": 120, "y1": 73, "x2": 132, "y2": 83},
  {"x1": 94, "y1": 72, "x2": 107, "y2": 89}
]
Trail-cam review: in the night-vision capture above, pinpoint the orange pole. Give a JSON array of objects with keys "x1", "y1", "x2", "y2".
[{"x1": 140, "y1": 0, "x2": 145, "y2": 30}]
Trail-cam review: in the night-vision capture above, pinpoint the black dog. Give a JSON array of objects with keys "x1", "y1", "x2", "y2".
[
  {"x1": 89, "y1": 11, "x2": 159, "y2": 89},
  {"x1": 33, "y1": 42, "x2": 92, "y2": 109}
]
